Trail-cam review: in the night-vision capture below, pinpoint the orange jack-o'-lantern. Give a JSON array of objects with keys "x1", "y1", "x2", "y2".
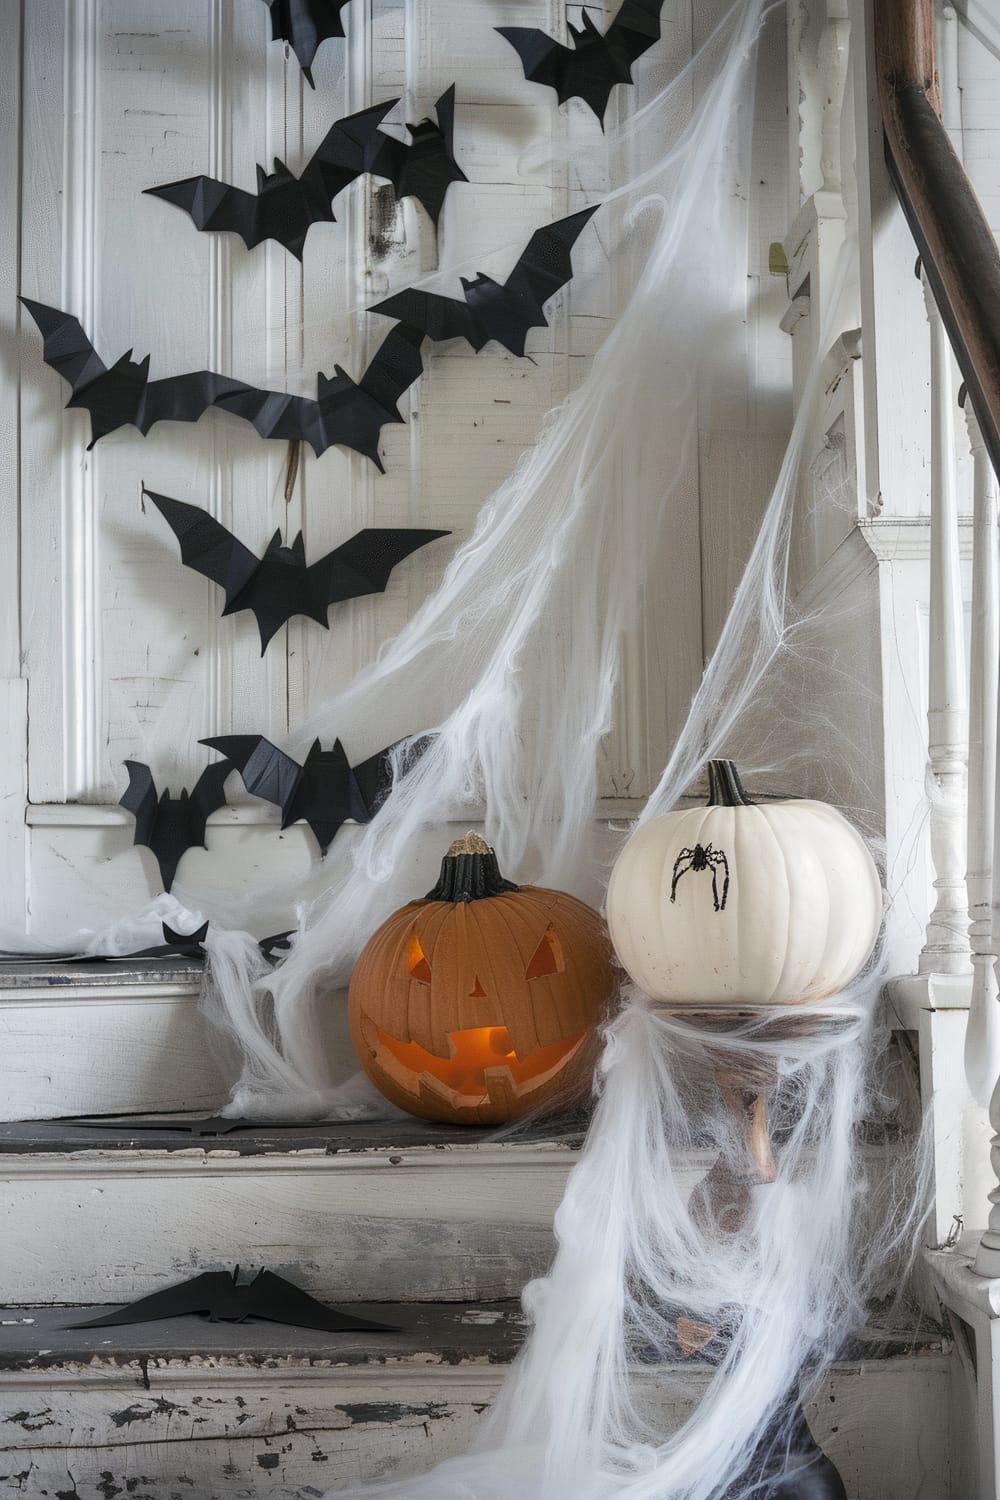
[{"x1": 348, "y1": 833, "x2": 616, "y2": 1125}]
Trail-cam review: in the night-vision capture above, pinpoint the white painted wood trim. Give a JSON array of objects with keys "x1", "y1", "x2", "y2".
[
  {"x1": 0, "y1": 1141, "x2": 590, "y2": 1177},
  {"x1": 24, "y1": 799, "x2": 656, "y2": 827},
  {"x1": 0, "y1": 4, "x2": 27, "y2": 937}
]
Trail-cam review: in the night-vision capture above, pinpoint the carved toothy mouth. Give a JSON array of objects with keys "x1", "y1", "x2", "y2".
[{"x1": 373, "y1": 1021, "x2": 586, "y2": 1099}]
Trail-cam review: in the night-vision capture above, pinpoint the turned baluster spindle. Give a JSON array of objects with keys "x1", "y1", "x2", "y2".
[
  {"x1": 971, "y1": 391, "x2": 1000, "y2": 1274},
  {"x1": 963, "y1": 395, "x2": 1000, "y2": 1109},
  {"x1": 918, "y1": 265, "x2": 971, "y2": 977}
]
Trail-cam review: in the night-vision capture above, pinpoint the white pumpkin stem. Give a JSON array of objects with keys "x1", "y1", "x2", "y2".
[{"x1": 706, "y1": 759, "x2": 754, "y2": 806}]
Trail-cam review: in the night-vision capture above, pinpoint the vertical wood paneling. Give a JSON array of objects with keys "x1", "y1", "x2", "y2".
[
  {"x1": 11, "y1": 1, "x2": 792, "y2": 923},
  {"x1": 61, "y1": 0, "x2": 101, "y2": 800},
  {"x1": 0, "y1": 1, "x2": 28, "y2": 931}
]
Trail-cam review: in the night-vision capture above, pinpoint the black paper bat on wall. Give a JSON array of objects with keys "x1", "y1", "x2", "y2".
[
  {"x1": 264, "y1": 0, "x2": 354, "y2": 87},
  {"x1": 20, "y1": 298, "x2": 251, "y2": 448},
  {"x1": 497, "y1": 0, "x2": 665, "y2": 127},
  {"x1": 72, "y1": 1266, "x2": 394, "y2": 1331},
  {"x1": 120, "y1": 760, "x2": 231, "y2": 893},
  {"x1": 144, "y1": 90, "x2": 466, "y2": 259},
  {"x1": 367, "y1": 85, "x2": 468, "y2": 230},
  {"x1": 201, "y1": 734, "x2": 414, "y2": 854},
  {"x1": 22, "y1": 299, "x2": 424, "y2": 469},
  {"x1": 144, "y1": 488, "x2": 450, "y2": 653},
  {"x1": 369, "y1": 205, "x2": 599, "y2": 358},
  {"x1": 214, "y1": 323, "x2": 425, "y2": 469}
]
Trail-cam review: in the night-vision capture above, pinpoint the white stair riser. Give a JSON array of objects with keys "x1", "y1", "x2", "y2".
[
  {"x1": 1, "y1": 1142, "x2": 903, "y2": 1308},
  {"x1": 1, "y1": 1148, "x2": 597, "y2": 1305},
  {"x1": 1, "y1": 986, "x2": 223, "y2": 1121},
  {"x1": 0, "y1": 1358, "x2": 955, "y2": 1499}
]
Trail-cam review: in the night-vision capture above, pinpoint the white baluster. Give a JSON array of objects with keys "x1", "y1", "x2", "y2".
[
  {"x1": 973, "y1": 392, "x2": 1000, "y2": 1275},
  {"x1": 918, "y1": 266, "x2": 971, "y2": 977},
  {"x1": 964, "y1": 396, "x2": 1000, "y2": 1108}
]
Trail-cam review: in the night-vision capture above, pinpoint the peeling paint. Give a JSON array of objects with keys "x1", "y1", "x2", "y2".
[
  {"x1": 109, "y1": 1403, "x2": 156, "y2": 1428},
  {"x1": 337, "y1": 1400, "x2": 451, "y2": 1426}
]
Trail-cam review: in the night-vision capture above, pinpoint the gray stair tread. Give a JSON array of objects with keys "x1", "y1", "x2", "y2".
[
  {"x1": 0, "y1": 956, "x2": 203, "y2": 987},
  {"x1": 0, "y1": 1299, "x2": 948, "y2": 1374},
  {"x1": 0, "y1": 1114, "x2": 587, "y2": 1156},
  {"x1": 0, "y1": 1300, "x2": 528, "y2": 1371}
]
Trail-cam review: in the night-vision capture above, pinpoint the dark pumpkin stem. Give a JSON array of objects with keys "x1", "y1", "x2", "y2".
[
  {"x1": 425, "y1": 832, "x2": 520, "y2": 902},
  {"x1": 707, "y1": 760, "x2": 754, "y2": 807}
]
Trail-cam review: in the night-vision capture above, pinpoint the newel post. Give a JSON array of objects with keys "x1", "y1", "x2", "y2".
[{"x1": 918, "y1": 264, "x2": 971, "y2": 978}]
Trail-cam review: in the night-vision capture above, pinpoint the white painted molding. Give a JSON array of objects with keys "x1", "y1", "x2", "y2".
[{"x1": 24, "y1": 798, "x2": 659, "y2": 828}]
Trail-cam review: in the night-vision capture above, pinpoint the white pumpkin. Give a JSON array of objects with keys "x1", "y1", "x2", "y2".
[{"x1": 606, "y1": 761, "x2": 883, "y2": 1007}]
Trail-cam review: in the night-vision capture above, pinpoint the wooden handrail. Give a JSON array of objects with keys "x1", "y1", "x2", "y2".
[{"x1": 874, "y1": 0, "x2": 1000, "y2": 481}]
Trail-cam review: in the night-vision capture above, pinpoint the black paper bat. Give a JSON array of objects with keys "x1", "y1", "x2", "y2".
[
  {"x1": 369, "y1": 205, "x2": 599, "y2": 358},
  {"x1": 145, "y1": 101, "x2": 398, "y2": 261},
  {"x1": 264, "y1": 0, "x2": 354, "y2": 87},
  {"x1": 497, "y1": 0, "x2": 665, "y2": 126},
  {"x1": 214, "y1": 322, "x2": 425, "y2": 470},
  {"x1": 23, "y1": 298, "x2": 424, "y2": 468},
  {"x1": 67, "y1": 1114, "x2": 293, "y2": 1135},
  {"x1": 120, "y1": 761, "x2": 231, "y2": 893},
  {"x1": 0, "y1": 923, "x2": 210, "y2": 966},
  {"x1": 144, "y1": 488, "x2": 450, "y2": 654},
  {"x1": 201, "y1": 734, "x2": 410, "y2": 854},
  {"x1": 365, "y1": 85, "x2": 468, "y2": 230},
  {"x1": 20, "y1": 299, "x2": 251, "y2": 448},
  {"x1": 146, "y1": 91, "x2": 466, "y2": 258},
  {"x1": 71, "y1": 1267, "x2": 394, "y2": 1332}
]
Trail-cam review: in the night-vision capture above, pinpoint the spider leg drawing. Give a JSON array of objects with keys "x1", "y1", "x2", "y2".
[{"x1": 670, "y1": 843, "x2": 730, "y2": 911}]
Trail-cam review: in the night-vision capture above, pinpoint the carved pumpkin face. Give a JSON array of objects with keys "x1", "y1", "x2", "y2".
[{"x1": 348, "y1": 834, "x2": 616, "y2": 1125}]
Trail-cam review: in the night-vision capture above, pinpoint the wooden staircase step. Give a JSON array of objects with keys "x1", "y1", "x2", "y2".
[
  {"x1": 0, "y1": 1301, "x2": 953, "y2": 1499},
  {"x1": 0, "y1": 1117, "x2": 591, "y2": 1307}
]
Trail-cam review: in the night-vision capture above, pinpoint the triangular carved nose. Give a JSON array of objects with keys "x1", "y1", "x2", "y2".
[{"x1": 469, "y1": 976, "x2": 487, "y2": 998}]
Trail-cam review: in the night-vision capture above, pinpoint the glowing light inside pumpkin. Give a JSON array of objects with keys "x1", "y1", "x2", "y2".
[{"x1": 377, "y1": 1023, "x2": 585, "y2": 1096}]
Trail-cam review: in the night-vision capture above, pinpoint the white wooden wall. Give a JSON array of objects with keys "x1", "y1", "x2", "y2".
[{"x1": 3, "y1": 0, "x2": 790, "y2": 938}]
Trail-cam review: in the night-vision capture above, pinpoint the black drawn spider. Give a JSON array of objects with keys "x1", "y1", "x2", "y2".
[{"x1": 670, "y1": 843, "x2": 730, "y2": 912}]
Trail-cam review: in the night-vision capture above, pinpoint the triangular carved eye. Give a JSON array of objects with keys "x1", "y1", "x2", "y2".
[
  {"x1": 408, "y1": 931, "x2": 432, "y2": 983},
  {"x1": 525, "y1": 928, "x2": 564, "y2": 980}
]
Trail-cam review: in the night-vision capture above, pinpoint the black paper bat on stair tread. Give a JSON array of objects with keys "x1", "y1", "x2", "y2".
[
  {"x1": 369, "y1": 205, "x2": 599, "y2": 358},
  {"x1": 70, "y1": 1267, "x2": 395, "y2": 1332},
  {"x1": 144, "y1": 487, "x2": 450, "y2": 654},
  {"x1": 201, "y1": 733, "x2": 418, "y2": 855},
  {"x1": 20, "y1": 298, "x2": 250, "y2": 449},
  {"x1": 22, "y1": 299, "x2": 424, "y2": 469},
  {"x1": 264, "y1": 0, "x2": 354, "y2": 87},
  {"x1": 120, "y1": 761, "x2": 231, "y2": 894},
  {"x1": 497, "y1": 0, "x2": 665, "y2": 127},
  {"x1": 65, "y1": 1112, "x2": 300, "y2": 1136},
  {"x1": 144, "y1": 90, "x2": 466, "y2": 259},
  {"x1": 0, "y1": 922, "x2": 210, "y2": 966}
]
